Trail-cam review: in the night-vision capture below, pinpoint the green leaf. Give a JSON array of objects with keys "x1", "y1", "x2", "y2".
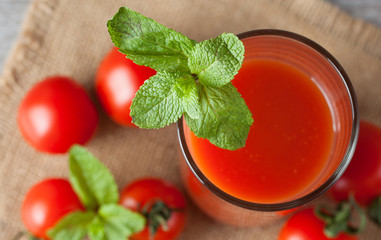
[
  {"x1": 69, "y1": 145, "x2": 119, "y2": 210},
  {"x1": 87, "y1": 217, "x2": 107, "y2": 240},
  {"x1": 130, "y1": 72, "x2": 186, "y2": 128},
  {"x1": 185, "y1": 83, "x2": 253, "y2": 150},
  {"x1": 99, "y1": 204, "x2": 146, "y2": 240},
  {"x1": 108, "y1": 7, "x2": 196, "y2": 73},
  {"x1": 108, "y1": 8, "x2": 252, "y2": 150},
  {"x1": 315, "y1": 196, "x2": 366, "y2": 238},
  {"x1": 47, "y1": 211, "x2": 96, "y2": 240},
  {"x1": 188, "y1": 33, "x2": 244, "y2": 87},
  {"x1": 177, "y1": 75, "x2": 200, "y2": 119}
]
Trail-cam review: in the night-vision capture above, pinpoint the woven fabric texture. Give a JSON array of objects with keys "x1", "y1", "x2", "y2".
[{"x1": 1, "y1": 0, "x2": 381, "y2": 239}]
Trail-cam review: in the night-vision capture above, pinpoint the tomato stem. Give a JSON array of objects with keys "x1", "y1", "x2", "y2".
[
  {"x1": 315, "y1": 195, "x2": 366, "y2": 238},
  {"x1": 140, "y1": 199, "x2": 183, "y2": 239}
]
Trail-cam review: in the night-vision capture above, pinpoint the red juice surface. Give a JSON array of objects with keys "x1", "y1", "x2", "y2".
[{"x1": 184, "y1": 59, "x2": 334, "y2": 203}]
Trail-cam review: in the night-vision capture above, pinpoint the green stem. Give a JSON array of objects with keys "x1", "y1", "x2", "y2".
[
  {"x1": 315, "y1": 196, "x2": 366, "y2": 238},
  {"x1": 140, "y1": 199, "x2": 183, "y2": 238}
]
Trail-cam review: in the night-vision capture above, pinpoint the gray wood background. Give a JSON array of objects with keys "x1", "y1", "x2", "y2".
[{"x1": 1, "y1": 0, "x2": 381, "y2": 72}]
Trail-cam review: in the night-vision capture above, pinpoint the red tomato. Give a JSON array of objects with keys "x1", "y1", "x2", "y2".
[
  {"x1": 21, "y1": 178, "x2": 84, "y2": 239},
  {"x1": 276, "y1": 207, "x2": 300, "y2": 216},
  {"x1": 278, "y1": 208, "x2": 358, "y2": 240},
  {"x1": 119, "y1": 178, "x2": 186, "y2": 240},
  {"x1": 18, "y1": 76, "x2": 98, "y2": 153},
  {"x1": 329, "y1": 120, "x2": 381, "y2": 206},
  {"x1": 95, "y1": 47, "x2": 156, "y2": 126}
]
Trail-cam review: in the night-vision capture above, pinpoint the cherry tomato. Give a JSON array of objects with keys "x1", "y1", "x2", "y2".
[
  {"x1": 21, "y1": 178, "x2": 84, "y2": 239},
  {"x1": 18, "y1": 76, "x2": 98, "y2": 153},
  {"x1": 119, "y1": 178, "x2": 186, "y2": 240},
  {"x1": 276, "y1": 207, "x2": 300, "y2": 216},
  {"x1": 329, "y1": 120, "x2": 381, "y2": 206},
  {"x1": 95, "y1": 47, "x2": 156, "y2": 126},
  {"x1": 278, "y1": 208, "x2": 358, "y2": 240}
]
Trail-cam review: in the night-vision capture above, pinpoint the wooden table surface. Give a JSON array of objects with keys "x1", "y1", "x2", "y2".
[{"x1": 1, "y1": 0, "x2": 381, "y2": 72}]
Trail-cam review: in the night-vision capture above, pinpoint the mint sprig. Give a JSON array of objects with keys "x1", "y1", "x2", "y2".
[
  {"x1": 130, "y1": 72, "x2": 187, "y2": 128},
  {"x1": 107, "y1": 7, "x2": 196, "y2": 73},
  {"x1": 69, "y1": 146, "x2": 119, "y2": 210},
  {"x1": 185, "y1": 83, "x2": 252, "y2": 150},
  {"x1": 188, "y1": 33, "x2": 244, "y2": 87},
  {"x1": 108, "y1": 7, "x2": 253, "y2": 150},
  {"x1": 48, "y1": 145, "x2": 145, "y2": 240},
  {"x1": 99, "y1": 204, "x2": 146, "y2": 240},
  {"x1": 47, "y1": 211, "x2": 96, "y2": 240}
]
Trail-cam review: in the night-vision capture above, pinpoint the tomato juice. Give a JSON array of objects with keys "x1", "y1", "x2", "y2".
[
  {"x1": 184, "y1": 58, "x2": 334, "y2": 203},
  {"x1": 178, "y1": 30, "x2": 358, "y2": 226}
]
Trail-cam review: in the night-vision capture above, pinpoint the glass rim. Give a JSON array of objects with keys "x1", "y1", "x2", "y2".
[{"x1": 177, "y1": 29, "x2": 359, "y2": 212}]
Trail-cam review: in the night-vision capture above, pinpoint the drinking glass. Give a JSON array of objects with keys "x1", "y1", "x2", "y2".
[{"x1": 177, "y1": 29, "x2": 359, "y2": 226}]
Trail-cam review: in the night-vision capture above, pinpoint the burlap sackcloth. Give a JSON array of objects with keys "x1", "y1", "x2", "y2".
[{"x1": 1, "y1": 0, "x2": 381, "y2": 239}]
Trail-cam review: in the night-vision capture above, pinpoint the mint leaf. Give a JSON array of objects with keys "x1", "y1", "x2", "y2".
[
  {"x1": 130, "y1": 72, "x2": 186, "y2": 128},
  {"x1": 177, "y1": 75, "x2": 200, "y2": 119},
  {"x1": 99, "y1": 204, "x2": 146, "y2": 240},
  {"x1": 69, "y1": 145, "x2": 119, "y2": 210},
  {"x1": 87, "y1": 217, "x2": 107, "y2": 240},
  {"x1": 188, "y1": 33, "x2": 244, "y2": 87},
  {"x1": 108, "y1": 8, "x2": 254, "y2": 150},
  {"x1": 185, "y1": 83, "x2": 253, "y2": 150},
  {"x1": 108, "y1": 7, "x2": 196, "y2": 73},
  {"x1": 47, "y1": 211, "x2": 96, "y2": 240}
]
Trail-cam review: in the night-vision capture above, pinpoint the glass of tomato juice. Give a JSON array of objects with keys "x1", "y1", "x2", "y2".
[{"x1": 177, "y1": 29, "x2": 359, "y2": 226}]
